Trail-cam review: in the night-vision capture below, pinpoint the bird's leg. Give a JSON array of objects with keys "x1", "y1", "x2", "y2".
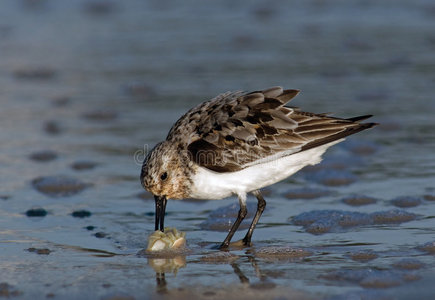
[
  {"x1": 230, "y1": 262, "x2": 249, "y2": 284},
  {"x1": 242, "y1": 190, "x2": 266, "y2": 246},
  {"x1": 219, "y1": 195, "x2": 247, "y2": 250}
]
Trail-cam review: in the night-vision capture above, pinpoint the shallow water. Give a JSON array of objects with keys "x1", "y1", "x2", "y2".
[{"x1": 1, "y1": 0, "x2": 435, "y2": 299}]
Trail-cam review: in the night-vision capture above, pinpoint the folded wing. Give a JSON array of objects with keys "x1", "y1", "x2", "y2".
[{"x1": 166, "y1": 87, "x2": 377, "y2": 172}]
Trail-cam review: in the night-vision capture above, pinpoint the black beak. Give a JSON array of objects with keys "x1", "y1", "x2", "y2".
[{"x1": 154, "y1": 195, "x2": 167, "y2": 232}]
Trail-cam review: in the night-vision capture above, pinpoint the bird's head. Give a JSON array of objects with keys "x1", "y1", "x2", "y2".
[{"x1": 140, "y1": 141, "x2": 191, "y2": 231}]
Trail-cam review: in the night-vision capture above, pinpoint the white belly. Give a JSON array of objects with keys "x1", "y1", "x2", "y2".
[{"x1": 189, "y1": 139, "x2": 343, "y2": 200}]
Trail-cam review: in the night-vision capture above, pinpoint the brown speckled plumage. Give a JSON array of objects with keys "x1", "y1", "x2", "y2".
[
  {"x1": 140, "y1": 86, "x2": 377, "y2": 248},
  {"x1": 141, "y1": 86, "x2": 376, "y2": 198}
]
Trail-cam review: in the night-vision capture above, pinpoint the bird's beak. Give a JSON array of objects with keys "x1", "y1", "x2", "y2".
[{"x1": 154, "y1": 195, "x2": 167, "y2": 232}]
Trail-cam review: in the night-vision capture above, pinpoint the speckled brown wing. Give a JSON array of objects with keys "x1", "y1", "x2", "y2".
[{"x1": 166, "y1": 87, "x2": 377, "y2": 173}]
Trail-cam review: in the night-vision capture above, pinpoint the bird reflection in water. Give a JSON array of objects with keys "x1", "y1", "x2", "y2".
[
  {"x1": 147, "y1": 255, "x2": 187, "y2": 294},
  {"x1": 145, "y1": 251, "x2": 278, "y2": 294}
]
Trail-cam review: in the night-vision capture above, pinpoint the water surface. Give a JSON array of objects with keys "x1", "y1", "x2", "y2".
[{"x1": 1, "y1": 1, "x2": 434, "y2": 299}]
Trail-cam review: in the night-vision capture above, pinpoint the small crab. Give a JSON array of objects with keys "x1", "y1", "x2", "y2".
[{"x1": 146, "y1": 227, "x2": 186, "y2": 252}]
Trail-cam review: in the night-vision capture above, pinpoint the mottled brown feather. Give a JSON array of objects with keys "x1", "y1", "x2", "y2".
[{"x1": 166, "y1": 87, "x2": 377, "y2": 173}]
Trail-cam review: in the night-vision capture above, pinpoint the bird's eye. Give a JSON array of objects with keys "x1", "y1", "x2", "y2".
[{"x1": 160, "y1": 172, "x2": 168, "y2": 181}]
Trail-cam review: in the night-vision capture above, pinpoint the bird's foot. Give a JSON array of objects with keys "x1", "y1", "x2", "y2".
[{"x1": 216, "y1": 239, "x2": 252, "y2": 251}]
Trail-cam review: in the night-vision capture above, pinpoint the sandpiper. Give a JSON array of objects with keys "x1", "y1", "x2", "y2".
[{"x1": 140, "y1": 86, "x2": 377, "y2": 249}]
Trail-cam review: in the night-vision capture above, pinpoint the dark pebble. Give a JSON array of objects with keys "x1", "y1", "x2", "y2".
[
  {"x1": 70, "y1": 161, "x2": 98, "y2": 171},
  {"x1": 391, "y1": 196, "x2": 422, "y2": 208},
  {"x1": 342, "y1": 139, "x2": 380, "y2": 156},
  {"x1": 344, "y1": 38, "x2": 374, "y2": 51},
  {"x1": 326, "y1": 290, "x2": 393, "y2": 300},
  {"x1": 370, "y1": 210, "x2": 417, "y2": 224},
  {"x1": 0, "y1": 195, "x2": 10, "y2": 200},
  {"x1": 292, "y1": 209, "x2": 416, "y2": 234},
  {"x1": 85, "y1": 226, "x2": 96, "y2": 231},
  {"x1": 100, "y1": 293, "x2": 135, "y2": 300},
  {"x1": 355, "y1": 89, "x2": 389, "y2": 102},
  {"x1": 32, "y1": 175, "x2": 90, "y2": 197},
  {"x1": 83, "y1": 1, "x2": 117, "y2": 15},
  {"x1": 306, "y1": 219, "x2": 337, "y2": 234},
  {"x1": 51, "y1": 96, "x2": 70, "y2": 107},
  {"x1": 123, "y1": 82, "x2": 155, "y2": 97},
  {"x1": 320, "y1": 268, "x2": 374, "y2": 282},
  {"x1": 72, "y1": 210, "x2": 92, "y2": 218},
  {"x1": 292, "y1": 210, "x2": 370, "y2": 228},
  {"x1": 385, "y1": 55, "x2": 411, "y2": 68},
  {"x1": 200, "y1": 252, "x2": 239, "y2": 264},
  {"x1": 338, "y1": 212, "x2": 373, "y2": 227},
  {"x1": 359, "y1": 273, "x2": 403, "y2": 288},
  {"x1": 348, "y1": 251, "x2": 378, "y2": 262},
  {"x1": 401, "y1": 273, "x2": 421, "y2": 282},
  {"x1": 377, "y1": 120, "x2": 402, "y2": 132},
  {"x1": 319, "y1": 69, "x2": 351, "y2": 79},
  {"x1": 29, "y1": 150, "x2": 58, "y2": 162},
  {"x1": 392, "y1": 259, "x2": 424, "y2": 270},
  {"x1": 0, "y1": 282, "x2": 22, "y2": 297},
  {"x1": 342, "y1": 194, "x2": 377, "y2": 206},
  {"x1": 82, "y1": 110, "x2": 117, "y2": 122},
  {"x1": 423, "y1": 194, "x2": 435, "y2": 201},
  {"x1": 26, "y1": 208, "x2": 48, "y2": 217},
  {"x1": 43, "y1": 120, "x2": 63, "y2": 135},
  {"x1": 300, "y1": 24, "x2": 323, "y2": 38},
  {"x1": 306, "y1": 169, "x2": 357, "y2": 186},
  {"x1": 231, "y1": 34, "x2": 257, "y2": 49},
  {"x1": 417, "y1": 241, "x2": 435, "y2": 254},
  {"x1": 22, "y1": 0, "x2": 49, "y2": 10},
  {"x1": 13, "y1": 67, "x2": 56, "y2": 80},
  {"x1": 95, "y1": 232, "x2": 107, "y2": 238},
  {"x1": 249, "y1": 281, "x2": 276, "y2": 290},
  {"x1": 283, "y1": 187, "x2": 332, "y2": 200},
  {"x1": 27, "y1": 247, "x2": 51, "y2": 255},
  {"x1": 322, "y1": 268, "x2": 405, "y2": 289},
  {"x1": 252, "y1": 5, "x2": 277, "y2": 20},
  {"x1": 255, "y1": 246, "x2": 312, "y2": 260}
]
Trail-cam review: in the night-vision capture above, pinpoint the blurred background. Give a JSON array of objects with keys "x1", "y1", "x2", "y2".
[{"x1": 1, "y1": 0, "x2": 434, "y2": 299}]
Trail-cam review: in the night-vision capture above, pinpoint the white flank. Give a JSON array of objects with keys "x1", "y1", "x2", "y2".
[{"x1": 189, "y1": 139, "x2": 344, "y2": 201}]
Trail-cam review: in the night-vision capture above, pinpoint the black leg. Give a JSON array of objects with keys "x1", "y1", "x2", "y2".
[
  {"x1": 219, "y1": 197, "x2": 247, "y2": 249},
  {"x1": 242, "y1": 190, "x2": 266, "y2": 246}
]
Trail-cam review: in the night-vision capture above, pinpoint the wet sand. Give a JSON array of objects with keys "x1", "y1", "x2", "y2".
[{"x1": 1, "y1": 0, "x2": 435, "y2": 299}]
